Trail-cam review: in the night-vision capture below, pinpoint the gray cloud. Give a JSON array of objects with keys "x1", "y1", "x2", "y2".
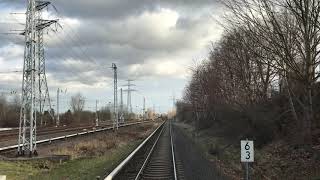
[
  {"x1": 0, "y1": 0, "x2": 223, "y2": 91},
  {"x1": 52, "y1": 0, "x2": 219, "y2": 20},
  {"x1": 0, "y1": 0, "x2": 225, "y2": 112},
  {"x1": 1, "y1": 0, "x2": 220, "y2": 19}
]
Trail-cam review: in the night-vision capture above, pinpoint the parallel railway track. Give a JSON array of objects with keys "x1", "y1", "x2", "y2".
[
  {"x1": 0, "y1": 120, "x2": 151, "y2": 154},
  {"x1": 105, "y1": 121, "x2": 179, "y2": 180},
  {"x1": 0, "y1": 120, "x2": 139, "y2": 141}
]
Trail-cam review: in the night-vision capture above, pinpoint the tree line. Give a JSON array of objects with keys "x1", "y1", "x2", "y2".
[
  {"x1": 0, "y1": 92, "x2": 114, "y2": 127},
  {"x1": 177, "y1": 0, "x2": 320, "y2": 146}
]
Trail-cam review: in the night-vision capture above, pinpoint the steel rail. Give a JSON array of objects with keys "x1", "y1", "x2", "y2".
[
  {"x1": 105, "y1": 121, "x2": 165, "y2": 180},
  {"x1": 170, "y1": 121, "x2": 178, "y2": 180},
  {"x1": 136, "y1": 121, "x2": 177, "y2": 180},
  {"x1": 134, "y1": 123, "x2": 165, "y2": 180},
  {"x1": 0, "y1": 121, "x2": 147, "y2": 153}
]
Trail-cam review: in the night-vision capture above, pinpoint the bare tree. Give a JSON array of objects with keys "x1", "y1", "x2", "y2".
[
  {"x1": 70, "y1": 93, "x2": 85, "y2": 113},
  {"x1": 223, "y1": 0, "x2": 320, "y2": 144}
]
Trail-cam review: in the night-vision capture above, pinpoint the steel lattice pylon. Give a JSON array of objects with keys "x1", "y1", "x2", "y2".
[
  {"x1": 123, "y1": 80, "x2": 135, "y2": 114},
  {"x1": 112, "y1": 63, "x2": 119, "y2": 130},
  {"x1": 36, "y1": 1, "x2": 57, "y2": 126},
  {"x1": 18, "y1": 0, "x2": 57, "y2": 156},
  {"x1": 18, "y1": 0, "x2": 37, "y2": 156},
  {"x1": 37, "y1": 19, "x2": 54, "y2": 126}
]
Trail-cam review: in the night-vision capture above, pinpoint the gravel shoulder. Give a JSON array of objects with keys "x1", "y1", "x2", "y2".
[{"x1": 172, "y1": 122, "x2": 227, "y2": 180}]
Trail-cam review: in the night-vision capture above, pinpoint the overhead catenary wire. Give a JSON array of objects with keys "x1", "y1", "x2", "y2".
[
  {"x1": 3, "y1": 5, "x2": 115, "y2": 85},
  {"x1": 5, "y1": 4, "x2": 104, "y2": 84},
  {"x1": 46, "y1": 27, "x2": 113, "y2": 84},
  {"x1": 0, "y1": 70, "x2": 23, "y2": 74},
  {"x1": 1, "y1": 2, "x2": 120, "y2": 115},
  {"x1": 48, "y1": 6, "x2": 102, "y2": 66}
]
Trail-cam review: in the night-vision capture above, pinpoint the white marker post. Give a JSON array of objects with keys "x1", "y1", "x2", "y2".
[{"x1": 241, "y1": 140, "x2": 254, "y2": 180}]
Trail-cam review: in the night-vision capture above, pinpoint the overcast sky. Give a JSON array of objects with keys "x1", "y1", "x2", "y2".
[{"x1": 0, "y1": 0, "x2": 224, "y2": 113}]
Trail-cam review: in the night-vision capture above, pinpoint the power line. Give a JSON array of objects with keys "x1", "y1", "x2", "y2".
[{"x1": 0, "y1": 70, "x2": 22, "y2": 74}]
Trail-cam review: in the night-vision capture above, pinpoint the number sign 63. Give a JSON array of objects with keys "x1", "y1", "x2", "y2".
[{"x1": 241, "y1": 140, "x2": 254, "y2": 162}]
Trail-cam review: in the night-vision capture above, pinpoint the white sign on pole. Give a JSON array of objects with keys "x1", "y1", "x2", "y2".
[{"x1": 241, "y1": 140, "x2": 254, "y2": 162}]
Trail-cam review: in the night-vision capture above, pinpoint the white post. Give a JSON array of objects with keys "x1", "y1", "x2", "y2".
[
  {"x1": 241, "y1": 139, "x2": 254, "y2": 180},
  {"x1": 245, "y1": 162, "x2": 249, "y2": 180}
]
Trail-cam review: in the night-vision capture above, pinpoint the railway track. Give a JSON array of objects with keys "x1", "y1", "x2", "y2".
[
  {"x1": 0, "y1": 125, "x2": 97, "y2": 140},
  {"x1": 105, "y1": 121, "x2": 179, "y2": 180},
  {"x1": 0, "y1": 120, "x2": 151, "y2": 154},
  {"x1": 0, "y1": 120, "x2": 139, "y2": 141}
]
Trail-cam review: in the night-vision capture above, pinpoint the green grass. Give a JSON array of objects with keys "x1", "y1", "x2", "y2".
[
  {"x1": 0, "y1": 161, "x2": 40, "y2": 180},
  {"x1": 0, "y1": 141, "x2": 140, "y2": 180},
  {"x1": 29, "y1": 142, "x2": 139, "y2": 180}
]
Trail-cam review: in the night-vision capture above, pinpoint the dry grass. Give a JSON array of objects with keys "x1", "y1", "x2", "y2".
[
  {"x1": 49, "y1": 122, "x2": 160, "y2": 159},
  {"x1": 56, "y1": 138, "x2": 117, "y2": 158},
  {"x1": 0, "y1": 122, "x2": 161, "y2": 180},
  {"x1": 177, "y1": 121, "x2": 320, "y2": 180}
]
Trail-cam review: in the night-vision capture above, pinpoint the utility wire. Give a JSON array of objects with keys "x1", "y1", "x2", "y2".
[{"x1": 0, "y1": 70, "x2": 22, "y2": 74}]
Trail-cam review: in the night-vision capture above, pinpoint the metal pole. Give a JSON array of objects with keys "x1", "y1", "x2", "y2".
[
  {"x1": 129, "y1": 84, "x2": 132, "y2": 114},
  {"x1": 95, "y1": 100, "x2": 99, "y2": 126},
  {"x1": 153, "y1": 104, "x2": 155, "y2": 120},
  {"x1": 120, "y1": 88, "x2": 124, "y2": 123},
  {"x1": 245, "y1": 162, "x2": 249, "y2": 180},
  {"x1": 127, "y1": 83, "x2": 130, "y2": 114},
  {"x1": 143, "y1": 97, "x2": 145, "y2": 121},
  {"x1": 56, "y1": 88, "x2": 59, "y2": 126},
  {"x1": 112, "y1": 63, "x2": 118, "y2": 130}
]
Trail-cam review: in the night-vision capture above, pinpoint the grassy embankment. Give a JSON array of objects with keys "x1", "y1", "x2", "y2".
[
  {"x1": 176, "y1": 122, "x2": 320, "y2": 180},
  {"x1": 0, "y1": 123, "x2": 158, "y2": 180},
  {"x1": 0, "y1": 143, "x2": 136, "y2": 180}
]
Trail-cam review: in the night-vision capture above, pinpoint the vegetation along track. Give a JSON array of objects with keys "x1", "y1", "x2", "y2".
[
  {"x1": 0, "y1": 121, "x2": 149, "y2": 155},
  {"x1": 106, "y1": 121, "x2": 179, "y2": 180}
]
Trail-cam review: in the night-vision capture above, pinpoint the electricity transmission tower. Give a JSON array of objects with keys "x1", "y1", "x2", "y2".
[
  {"x1": 123, "y1": 80, "x2": 136, "y2": 114},
  {"x1": 35, "y1": 2, "x2": 57, "y2": 127},
  {"x1": 18, "y1": 0, "x2": 57, "y2": 156},
  {"x1": 112, "y1": 63, "x2": 118, "y2": 130},
  {"x1": 37, "y1": 20, "x2": 57, "y2": 126},
  {"x1": 119, "y1": 88, "x2": 124, "y2": 123}
]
